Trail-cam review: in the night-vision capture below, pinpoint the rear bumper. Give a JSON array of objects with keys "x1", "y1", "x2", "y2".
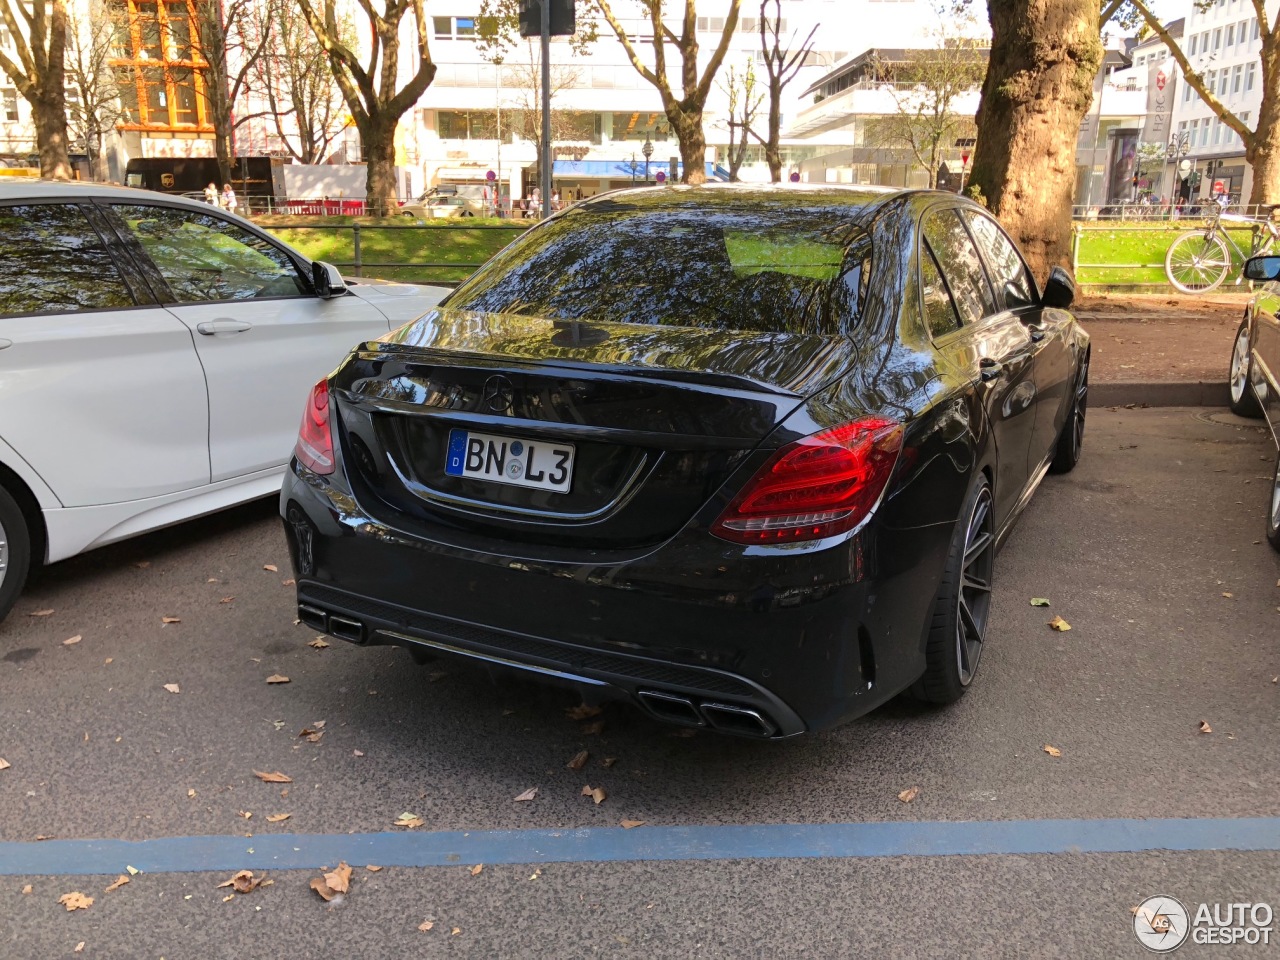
[{"x1": 281, "y1": 464, "x2": 951, "y2": 737}]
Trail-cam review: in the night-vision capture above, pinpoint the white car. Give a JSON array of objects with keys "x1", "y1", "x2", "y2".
[
  {"x1": 400, "y1": 194, "x2": 486, "y2": 219},
  {"x1": 0, "y1": 181, "x2": 448, "y2": 622}
]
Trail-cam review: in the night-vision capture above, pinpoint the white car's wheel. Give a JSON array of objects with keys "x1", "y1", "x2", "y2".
[
  {"x1": 1229, "y1": 318, "x2": 1263, "y2": 417},
  {"x1": 1267, "y1": 452, "x2": 1280, "y2": 553},
  {"x1": 0, "y1": 484, "x2": 31, "y2": 624}
]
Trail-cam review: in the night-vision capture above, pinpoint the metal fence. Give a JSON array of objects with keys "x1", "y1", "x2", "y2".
[{"x1": 1071, "y1": 201, "x2": 1280, "y2": 222}]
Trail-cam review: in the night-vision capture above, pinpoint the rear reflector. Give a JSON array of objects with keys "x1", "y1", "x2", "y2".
[
  {"x1": 295, "y1": 379, "x2": 335, "y2": 475},
  {"x1": 711, "y1": 417, "x2": 903, "y2": 544}
]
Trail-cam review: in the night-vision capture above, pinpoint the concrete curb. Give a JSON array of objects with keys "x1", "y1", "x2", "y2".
[{"x1": 1092, "y1": 381, "x2": 1229, "y2": 407}]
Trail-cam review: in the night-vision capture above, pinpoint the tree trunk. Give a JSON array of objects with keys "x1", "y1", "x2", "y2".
[
  {"x1": 34, "y1": 89, "x2": 72, "y2": 180},
  {"x1": 1247, "y1": 44, "x2": 1280, "y2": 206},
  {"x1": 970, "y1": 0, "x2": 1101, "y2": 283},
  {"x1": 362, "y1": 120, "x2": 398, "y2": 217},
  {"x1": 765, "y1": 78, "x2": 782, "y2": 182},
  {"x1": 669, "y1": 109, "x2": 706, "y2": 185}
]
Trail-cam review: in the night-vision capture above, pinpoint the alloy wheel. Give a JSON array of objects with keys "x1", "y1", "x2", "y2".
[
  {"x1": 0, "y1": 512, "x2": 7, "y2": 591},
  {"x1": 1269, "y1": 456, "x2": 1280, "y2": 540},
  {"x1": 956, "y1": 487, "x2": 995, "y2": 686},
  {"x1": 1070, "y1": 357, "x2": 1089, "y2": 461},
  {"x1": 1230, "y1": 326, "x2": 1251, "y2": 405}
]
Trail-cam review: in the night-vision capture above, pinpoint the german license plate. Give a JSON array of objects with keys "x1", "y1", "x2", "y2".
[{"x1": 444, "y1": 429, "x2": 574, "y2": 493}]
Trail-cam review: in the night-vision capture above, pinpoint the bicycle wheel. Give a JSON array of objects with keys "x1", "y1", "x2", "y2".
[{"x1": 1165, "y1": 231, "x2": 1232, "y2": 293}]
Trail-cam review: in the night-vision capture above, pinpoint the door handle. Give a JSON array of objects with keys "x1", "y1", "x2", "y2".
[
  {"x1": 979, "y1": 358, "x2": 1002, "y2": 381},
  {"x1": 196, "y1": 319, "x2": 253, "y2": 336},
  {"x1": 1027, "y1": 325, "x2": 1046, "y2": 342}
]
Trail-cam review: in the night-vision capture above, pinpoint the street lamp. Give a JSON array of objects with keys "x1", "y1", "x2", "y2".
[
  {"x1": 1166, "y1": 132, "x2": 1191, "y2": 213},
  {"x1": 642, "y1": 133, "x2": 653, "y2": 185},
  {"x1": 630, "y1": 152, "x2": 636, "y2": 186}
]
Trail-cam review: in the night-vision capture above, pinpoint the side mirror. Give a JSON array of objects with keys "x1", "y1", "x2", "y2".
[
  {"x1": 312, "y1": 261, "x2": 348, "y2": 300},
  {"x1": 1041, "y1": 265, "x2": 1075, "y2": 309},
  {"x1": 1243, "y1": 255, "x2": 1280, "y2": 282}
]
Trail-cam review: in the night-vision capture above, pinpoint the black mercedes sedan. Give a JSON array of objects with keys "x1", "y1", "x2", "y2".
[
  {"x1": 1233, "y1": 255, "x2": 1280, "y2": 550},
  {"x1": 281, "y1": 185, "x2": 1090, "y2": 738}
]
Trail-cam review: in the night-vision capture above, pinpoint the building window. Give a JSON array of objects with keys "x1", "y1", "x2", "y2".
[
  {"x1": 1212, "y1": 28, "x2": 1222, "y2": 52},
  {"x1": 433, "y1": 16, "x2": 451, "y2": 38},
  {"x1": 1246, "y1": 61, "x2": 1256, "y2": 91},
  {"x1": 1219, "y1": 70, "x2": 1229, "y2": 95},
  {"x1": 1200, "y1": 121, "x2": 1210, "y2": 146},
  {"x1": 1239, "y1": 20, "x2": 1249, "y2": 48},
  {"x1": 109, "y1": 0, "x2": 211, "y2": 132},
  {"x1": 1, "y1": 88, "x2": 16, "y2": 122},
  {"x1": 1253, "y1": 18, "x2": 1260, "y2": 39},
  {"x1": 455, "y1": 17, "x2": 476, "y2": 39},
  {"x1": 1189, "y1": 34, "x2": 1197, "y2": 55},
  {"x1": 1213, "y1": 119, "x2": 1222, "y2": 145},
  {"x1": 1232, "y1": 63, "x2": 1242, "y2": 93},
  {"x1": 1226, "y1": 24, "x2": 1235, "y2": 46}
]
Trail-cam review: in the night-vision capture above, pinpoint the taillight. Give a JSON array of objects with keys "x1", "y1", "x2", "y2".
[
  {"x1": 294, "y1": 378, "x2": 335, "y2": 475},
  {"x1": 711, "y1": 417, "x2": 903, "y2": 544}
]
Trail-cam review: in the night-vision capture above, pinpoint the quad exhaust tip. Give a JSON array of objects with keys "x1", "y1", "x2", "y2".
[
  {"x1": 297, "y1": 605, "x2": 366, "y2": 645},
  {"x1": 637, "y1": 690, "x2": 777, "y2": 738}
]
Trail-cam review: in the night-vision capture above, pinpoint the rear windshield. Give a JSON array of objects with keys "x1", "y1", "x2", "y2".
[{"x1": 446, "y1": 205, "x2": 873, "y2": 336}]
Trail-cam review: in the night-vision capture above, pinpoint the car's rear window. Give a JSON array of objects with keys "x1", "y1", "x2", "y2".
[{"x1": 447, "y1": 205, "x2": 872, "y2": 336}]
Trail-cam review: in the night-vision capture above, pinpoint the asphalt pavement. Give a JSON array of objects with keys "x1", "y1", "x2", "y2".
[{"x1": 1, "y1": 407, "x2": 1278, "y2": 959}]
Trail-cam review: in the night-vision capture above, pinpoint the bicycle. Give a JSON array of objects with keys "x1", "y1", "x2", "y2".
[{"x1": 1164, "y1": 205, "x2": 1280, "y2": 293}]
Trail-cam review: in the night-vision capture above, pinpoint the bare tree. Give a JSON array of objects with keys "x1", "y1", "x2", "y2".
[
  {"x1": 718, "y1": 57, "x2": 762, "y2": 180},
  {"x1": 596, "y1": 0, "x2": 743, "y2": 184},
  {"x1": 866, "y1": 28, "x2": 986, "y2": 189},
  {"x1": 189, "y1": 0, "x2": 274, "y2": 183},
  {"x1": 504, "y1": 48, "x2": 585, "y2": 188},
  {"x1": 64, "y1": 1, "x2": 125, "y2": 180},
  {"x1": 756, "y1": 0, "x2": 814, "y2": 182},
  {"x1": 0, "y1": 0, "x2": 70, "y2": 178},
  {"x1": 297, "y1": 0, "x2": 436, "y2": 216},
  {"x1": 255, "y1": 0, "x2": 346, "y2": 164},
  {"x1": 1129, "y1": 0, "x2": 1280, "y2": 208}
]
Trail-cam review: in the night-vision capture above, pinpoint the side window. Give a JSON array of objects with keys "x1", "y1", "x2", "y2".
[
  {"x1": 963, "y1": 211, "x2": 1037, "y2": 311},
  {"x1": 920, "y1": 242, "x2": 962, "y2": 338},
  {"x1": 111, "y1": 204, "x2": 309, "y2": 303},
  {"x1": 921, "y1": 209, "x2": 998, "y2": 325},
  {"x1": 0, "y1": 204, "x2": 136, "y2": 317}
]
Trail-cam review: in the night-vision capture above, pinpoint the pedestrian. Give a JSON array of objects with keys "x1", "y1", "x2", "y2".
[
  {"x1": 221, "y1": 183, "x2": 238, "y2": 215},
  {"x1": 551, "y1": 189, "x2": 561, "y2": 212},
  {"x1": 530, "y1": 185, "x2": 541, "y2": 216},
  {"x1": 204, "y1": 182, "x2": 219, "y2": 206}
]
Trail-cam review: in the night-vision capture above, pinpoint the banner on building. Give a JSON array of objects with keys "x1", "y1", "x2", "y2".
[{"x1": 1141, "y1": 63, "x2": 1175, "y2": 145}]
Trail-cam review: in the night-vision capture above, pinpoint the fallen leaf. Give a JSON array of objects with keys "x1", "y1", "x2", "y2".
[
  {"x1": 282, "y1": 579, "x2": 295, "y2": 586},
  {"x1": 221, "y1": 894, "x2": 234, "y2": 902},
  {"x1": 308, "y1": 637, "x2": 329, "y2": 649},
  {"x1": 263, "y1": 564, "x2": 278, "y2": 572},
  {"x1": 1029, "y1": 598, "x2": 1050, "y2": 607},
  {"x1": 581, "y1": 785, "x2": 607, "y2": 805},
  {"x1": 418, "y1": 921, "x2": 434, "y2": 932},
  {"x1": 62, "y1": 635, "x2": 82, "y2": 646},
  {"x1": 58, "y1": 892, "x2": 93, "y2": 911},
  {"x1": 470, "y1": 864, "x2": 483, "y2": 876},
  {"x1": 74, "y1": 944, "x2": 84, "y2": 953},
  {"x1": 219, "y1": 596, "x2": 235, "y2": 604},
  {"x1": 206, "y1": 577, "x2": 218, "y2": 583},
  {"x1": 365, "y1": 865, "x2": 382, "y2": 873},
  {"x1": 0, "y1": 758, "x2": 9, "y2": 771},
  {"x1": 29, "y1": 609, "x2": 54, "y2": 617},
  {"x1": 252, "y1": 770, "x2": 292, "y2": 783},
  {"x1": 529, "y1": 868, "x2": 541, "y2": 881},
  {"x1": 566, "y1": 703, "x2": 603, "y2": 721},
  {"x1": 324, "y1": 863, "x2": 351, "y2": 894},
  {"x1": 298, "y1": 728, "x2": 323, "y2": 743},
  {"x1": 162, "y1": 683, "x2": 180, "y2": 694},
  {"x1": 35, "y1": 835, "x2": 54, "y2": 841},
  {"x1": 581, "y1": 720, "x2": 606, "y2": 736},
  {"x1": 897, "y1": 786, "x2": 920, "y2": 804},
  {"x1": 566, "y1": 750, "x2": 589, "y2": 771},
  {"x1": 1047, "y1": 616, "x2": 1071, "y2": 632},
  {"x1": 217, "y1": 870, "x2": 269, "y2": 894},
  {"x1": 1222, "y1": 592, "x2": 1234, "y2": 599},
  {"x1": 265, "y1": 675, "x2": 290, "y2": 684},
  {"x1": 452, "y1": 927, "x2": 461, "y2": 936},
  {"x1": 187, "y1": 789, "x2": 196, "y2": 798},
  {"x1": 266, "y1": 813, "x2": 291, "y2": 823},
  {"x1": 237, "y1": 811, "x2": 252, "y2": 820},
  {"x1": 161, "y1": 616, "x2": 180, "y2": 624},
  {"x1": 1043, "y1": 744, "x2": 1062, "y2": 758},
  {"x1": 394, "y1": 812, "x2": 424, "y2": 829},
  {"x1": 621, "y1": 819, "x2": 645, "y2": 829},
  {"x1": 103, "y1": 658, "x2": 112, "y2": 665},
  {"x1": 136, "y1": 561, "x2": 150, "y2": 568},
  {"x1": 1199, "y1": 720, "x2": 1213, "y2": 734},
  {"x1": 22, "y1": 884, "x2": 31, "y2": 894},
  {"x1": 513, "y1": 787, "x2": 538, "y2": 802},
  {"x1": 352, "y1": 749, "x2": 364, "y2": 757},
  {"x1": 103, "y1": 875, "x2": 129, "y2": 893},
  {"x1": 602, "y1": 757, "x2": 617, "y2": 768},
  {"x1": 125, "y1": 866, "x2": 139, "y2": 876}
]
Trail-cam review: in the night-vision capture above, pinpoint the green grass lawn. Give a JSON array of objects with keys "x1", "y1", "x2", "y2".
[
  {"x1": 256, "y1": 215, "x2": 530, "y2": 284},
  {"x1": 1075, "y1": 222, "x2": 1261, "y2": 286}
]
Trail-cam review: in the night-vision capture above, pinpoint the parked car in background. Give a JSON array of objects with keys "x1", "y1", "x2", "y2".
[
  {"x1": 0, "y1": 181, "x2": 448, "y2": 623},
  {"x1": 400, "y1": 195, "x2": 485, "y2": 219},
  {"x1": 281, "y1": 184, "x2": 1090, "y2": 738},
  {"x1": 1232, "y1": 255, "x2": 1280, "y2": 550}
]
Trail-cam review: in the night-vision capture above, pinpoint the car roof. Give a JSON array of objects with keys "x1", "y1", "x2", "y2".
[
  {"x1": 574, "y1": 182, "x2": 952, "y2": 217},
  {"x1": 0, "y1": 178, "x2": 215, "y2": 209}
]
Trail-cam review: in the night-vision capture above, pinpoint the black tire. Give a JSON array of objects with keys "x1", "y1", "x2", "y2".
[
  {"x1": 915, "y1": 476, "x2": 996, "y2": 704},
  {"x1": 0, "y1": 483, "x2": 31, "y2": 624},
  {"x1": 1049, "y1": 351, "x2": 1089, "y2": 474},
  {"x1": 1229, "y1": 317, "x2": 1263, "y2": 417},
  {"x1": 1266, "y1": 451, "x2": 1280, "y2": 553}
]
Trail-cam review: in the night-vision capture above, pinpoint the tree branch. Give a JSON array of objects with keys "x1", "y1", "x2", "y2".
[{"x1": 596, "y1": 0, "x2": 662, "y2": 90}]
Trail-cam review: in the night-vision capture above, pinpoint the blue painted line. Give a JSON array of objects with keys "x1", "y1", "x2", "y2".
[{"x1": 2, "y1": 817, "x2": 1279, "y2": 876}]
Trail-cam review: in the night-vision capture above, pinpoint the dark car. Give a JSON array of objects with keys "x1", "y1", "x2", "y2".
[
  {"x1": 1232, "y1": 255, "x2": 1280, "y2": 550},
  {"x1": 280, "y1": 185, "x2": 1090, "y2": 738}
]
